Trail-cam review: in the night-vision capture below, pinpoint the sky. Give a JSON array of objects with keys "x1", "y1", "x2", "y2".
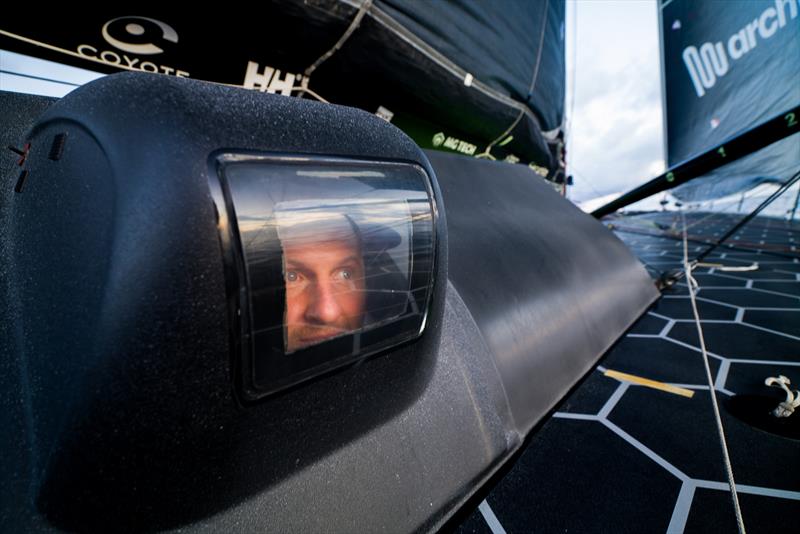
[
  {"x1": 565, "y1": 0, "x2": 665, "y2": 205},
  {"x1": 1, "y1": 2, "x2": 665, "y2": 208}
]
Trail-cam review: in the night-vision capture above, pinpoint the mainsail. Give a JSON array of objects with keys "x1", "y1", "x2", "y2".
[
  {"x1": 660, "y1": 0, "x2": 800, "y2": 202},
  {"x1": 0, "y1": 1, "x2": 567, "y2": 178}
]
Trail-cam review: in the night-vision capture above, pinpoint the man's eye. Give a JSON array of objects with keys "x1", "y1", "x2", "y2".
[
  {"x1": 286, "y1": 271, "x2": 299, "y2": 282},
  {"x1": 337, "y1": 269, "x2": 352, "y2": 280}
]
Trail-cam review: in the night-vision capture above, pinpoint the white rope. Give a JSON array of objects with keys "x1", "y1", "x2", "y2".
[
  {"x1": 681, "y1": 211, "x2": 747, "y2": 534},
  {"x1": 288, "y1": 86, "x2": 329, "y2": 104},
  {"x1": 695, "y1": 262, "x2": 759, "y2": 272},
  {"x1": 764, "y1": 375, "x2": 800, "y2": 418}
]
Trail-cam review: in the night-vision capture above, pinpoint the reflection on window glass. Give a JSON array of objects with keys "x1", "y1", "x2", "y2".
[
  {"x1": 219, "y1": 156, "x2": 436, "y2": 396},
  {"x1": 275, "y1": 199, "x2": 412, "y2": 352}
]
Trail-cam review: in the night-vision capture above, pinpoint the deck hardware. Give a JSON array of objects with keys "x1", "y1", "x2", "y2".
[{"x1": 765, "y1": 375, "x2": 800, "y2": 418}]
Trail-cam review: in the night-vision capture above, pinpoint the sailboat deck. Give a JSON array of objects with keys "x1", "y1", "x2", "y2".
[{"x1": 457, "y1": 212, "x2": 800, "y2": 533}]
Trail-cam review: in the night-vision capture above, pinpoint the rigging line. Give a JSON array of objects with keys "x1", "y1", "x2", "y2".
[
  {"x1": 612, "y1": 225, "x2": 797, "y2": 263},
  {"x1": 619, "y1": 178, "x2": 796, "y2": 248},
  {"x1": 304, "y1": 0, "x2": 373, "y2": 78},
  {"x1": 790, "y1": 181, "x2": 800, "y2": 221},
  {"x1": 565, "y1": 0, "x2": 578, "y2": 149},
  {"x1": 681, "y1": 211, "x2": 747, "y2": 534},
  {"x1": 617, "y1": 206, "x2": 738, "y2": 245},
  {"x1": 629, "y1": 177, "x2": 760, "y2": 226},
  {"x1": 296, "y1": 0, "x2": 372, "y2": 102},
  {"x1": 676, "y1": 186, "x2": 765, "y2": 232},
  {"x1": 685, "y1": 179, "x2": 796, "y2": 220},
  {"x1": 696, "y1": 170, "x2": 800, "y2": 263},
  {"x1": 565, "y1": 166, "x2": 605, "y2": 198},
  {"x1": 289, "y1": 85, "x2": 329, "y2": 104},
  {"x1": 478, "y1": 0, "x2": 550, "y2": 157},
  {"x1": 0, "y1": 29, "x2": 137, "y2": 73},
  {"x1": 0, "y1": 69, "x2": 82, "y2": 87}
]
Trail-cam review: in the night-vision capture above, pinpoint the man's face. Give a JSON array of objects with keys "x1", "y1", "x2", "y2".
[{"x1": 283, "y1": 233, "x2": 366, "y2": 352}]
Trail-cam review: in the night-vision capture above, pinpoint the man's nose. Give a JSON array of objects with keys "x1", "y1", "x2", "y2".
[{"x1": 305, "y1": 281, "x2": 343, "y2": 324}]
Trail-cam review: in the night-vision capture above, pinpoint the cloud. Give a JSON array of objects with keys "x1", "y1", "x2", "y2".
[{"x1": 566, "y1": 0, "x2": 665, "y2": 202}]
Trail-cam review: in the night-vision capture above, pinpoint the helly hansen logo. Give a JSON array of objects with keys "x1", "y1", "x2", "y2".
[{"x1": 243, "y1": 61, "x2": 308, "y2": 96}]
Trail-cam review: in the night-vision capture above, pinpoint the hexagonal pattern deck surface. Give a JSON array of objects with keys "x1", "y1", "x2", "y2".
[{"x1": 456, "y1": 213, "x2": 800, "y2": 533}]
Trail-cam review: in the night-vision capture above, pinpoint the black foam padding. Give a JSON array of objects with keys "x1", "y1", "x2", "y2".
[
  {"x1": 0, "y1": 91, "x2": 56, "y2": 177},
  {"x1": 5, "y1": 73, "x2": 713, "y2": 533},
  {"x1": 37, "y1": 72, "x2": 423, "y2": 161},
  {"x1": 13, "y1": 170, "x2": 28, "y2": 193},
  {"x1": 47, "y1": 132, "x2": 67, "y2": 161},
  {"x1": 1, "y1": 74, "x2": 489, "y2": 533},
  {"x1": 0, "y1": 90, "x2": 57, "y2": 534},
  {"x1": 4, "y1": 73, "x2": 659, "y2": 533},
  {"x1": 429, "y1": 150, "x2": 659, "y2": 433},
  {"x1": 0, "y1": 91, "x2": 56, "y2": 235}
]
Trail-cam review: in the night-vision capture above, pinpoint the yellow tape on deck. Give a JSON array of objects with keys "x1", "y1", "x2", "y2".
[{"x1": 604, "y1": 369, "x2": 695, "y2": 398}]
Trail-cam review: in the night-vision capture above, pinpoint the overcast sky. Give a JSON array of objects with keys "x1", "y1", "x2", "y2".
[{"x1": 565, "y1": 0, "x2": 665, "y2": 204}]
